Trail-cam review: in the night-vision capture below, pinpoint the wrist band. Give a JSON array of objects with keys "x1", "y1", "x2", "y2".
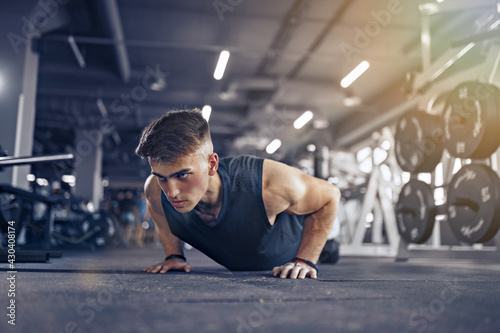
[
  {"x1": 293, "y1": 257, "x2": 318, "y2": 273},
  {"x1": 165, "y1": 254, "x2": 186, "y2": 262}
]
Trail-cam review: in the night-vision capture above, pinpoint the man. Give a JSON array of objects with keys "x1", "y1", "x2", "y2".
[{"x1": 135, "y1": 109, "x2": 340, "y2": 279}]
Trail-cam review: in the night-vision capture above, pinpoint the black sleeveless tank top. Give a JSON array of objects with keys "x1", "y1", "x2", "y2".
[{"x1": 161, "y1": 155, "x2": 304, "y2": 271}]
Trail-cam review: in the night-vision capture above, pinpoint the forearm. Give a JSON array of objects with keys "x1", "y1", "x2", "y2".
[
  {"x1": 295, "y1": 195, "x2": 339, "y2": 263},
  {"x1": 148, "y1": 208, "x2": 184, "y2": 257},
  {"x1": 158, "y1": 231, "x2": 184, "y2": 257}
]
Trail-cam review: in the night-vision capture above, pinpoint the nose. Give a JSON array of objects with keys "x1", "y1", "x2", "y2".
[{"x1": 165, "y1": 182, "x2": 180, "y2": 199}]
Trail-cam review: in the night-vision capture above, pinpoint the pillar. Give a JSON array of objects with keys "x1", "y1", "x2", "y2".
[
  {"x1": 73, "y1": 130, "x2": 103, "y2": 210},
  {"x1": 11, "y1": 39, "x2": 39, "y2": 190}
]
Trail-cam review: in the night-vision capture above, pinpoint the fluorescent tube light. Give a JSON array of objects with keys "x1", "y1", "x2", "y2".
[
  {"x1": 214, "y1": 50, "x2": 230, "y2": 80},
  {"x1": 293, "y1": 111, "x2": 313, "y2": 129},
  {"x1": 266, "y1": 139, "x2": 281, "y2": 154},
  {"x1": 202, "y1": 105, "x2": 212, "y2": 121},
  {"x1": 341, "y1": 61, "x2": 370, "y2": 88}
]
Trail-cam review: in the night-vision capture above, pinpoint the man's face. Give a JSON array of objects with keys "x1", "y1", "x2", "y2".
[{"x1": 149, "y1": 153, "x2": 213, "y2": 213}]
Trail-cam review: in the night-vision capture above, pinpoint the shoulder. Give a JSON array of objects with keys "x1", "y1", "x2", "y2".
[
  {"x1": 144, "y1": 174, "x2": 164, "y2": 215},
  {"x1": 261, "y1": 159, "x2": 309, "y2": 217},
  {"x1": 262, "y1": 159, "x2": 307, "y2": 203},
  {"x1": 222, "y1": 155, "x2": 263, "y2": 171},
  {"x1": 220, "y1": 155, "x2": 264, "y2": 192}
]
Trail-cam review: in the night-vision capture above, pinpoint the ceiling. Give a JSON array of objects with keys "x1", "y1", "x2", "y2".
[{"x1": 2, "y1": 0, "x2": 500, "y2": 188}]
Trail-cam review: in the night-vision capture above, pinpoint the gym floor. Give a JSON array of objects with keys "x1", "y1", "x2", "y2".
[{"x1": 1, "y1": 245, "x2": 499, "y2": 333}]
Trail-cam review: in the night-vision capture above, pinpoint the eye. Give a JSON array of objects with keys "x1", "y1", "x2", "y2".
[
  {"x1": 157, "y1": 176, "x2": 167, "y2": 183},
  {"x1": 177, "y1": 173, "x2": 188, "y2": 179}
]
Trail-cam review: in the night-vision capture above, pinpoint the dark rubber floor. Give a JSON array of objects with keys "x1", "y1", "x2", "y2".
[{"x1": 1, "y1": 244, "x2": 499, "y2": 333}]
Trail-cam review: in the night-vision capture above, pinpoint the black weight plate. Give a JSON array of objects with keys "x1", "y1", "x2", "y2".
[
  {"x1": 443, "y1": 81, "x2": 500, "y2": 159},
  {"x1": 395, "y1": 110, "x2": 444, "y2": 173},
  {"x1": 396, "y1": 179, "x2": 436, "y2": 244},
  {"x1": 446, "y1": 164, "x2": 500, "y2": 243},
  {"x1": 81, "y1": 212, "x2": 116, "y2": 248},
  {"x1": 487, "y1": 164, "x2": 500, "y2": 242}
]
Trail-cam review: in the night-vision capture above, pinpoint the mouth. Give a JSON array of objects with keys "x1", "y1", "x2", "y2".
[{"x1": 170, "y1": 200, "x2": 188, "y2": 208}]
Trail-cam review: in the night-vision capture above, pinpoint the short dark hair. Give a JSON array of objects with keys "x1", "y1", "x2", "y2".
[{"x1": 135, "y1": 109, "x2": 210, "y2": 163}]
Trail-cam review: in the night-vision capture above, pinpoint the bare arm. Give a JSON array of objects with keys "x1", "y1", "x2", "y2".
[
  {"x1": 143, "y1": 174, "x2": 191, "y2": 273},
  {"x1": 262, "y1": 159, "x2": 341, "y2": 279}
]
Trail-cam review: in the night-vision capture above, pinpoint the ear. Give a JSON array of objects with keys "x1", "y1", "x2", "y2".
[{"x1": 208, "y1": 153, "x2": 219, "y2": 176}]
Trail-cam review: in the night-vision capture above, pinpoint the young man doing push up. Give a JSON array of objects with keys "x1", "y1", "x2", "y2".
[{"x1": 135, "y1": 109, "x2": 340, "y2": 279}]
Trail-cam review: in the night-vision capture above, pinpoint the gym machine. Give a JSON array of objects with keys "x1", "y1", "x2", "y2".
[{"x1": 0, "y1": 150, "x2": 119, "y2": 263}]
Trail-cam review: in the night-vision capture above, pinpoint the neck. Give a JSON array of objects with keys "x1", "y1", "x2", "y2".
[{"x1": 199, "y1": 170, "x2": 222, "y2": 208}]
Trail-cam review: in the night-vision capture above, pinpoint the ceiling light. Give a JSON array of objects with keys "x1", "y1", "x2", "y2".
[
  {"x1": 202, "y1": 105, "x2": 212, "y2": 121},
  {"x1": 266, "y1": 139, "x2": 281, "y2": 154},
  {"x1": 62, "y1": 175, "x2": 76, "y2": 183},
  {"x1": 343, "y1": 96, "x2": 362, "y2": 107},
  {"x1": 341, "y1": 61, "x2": 370, "y2": 88},
  {"x1": 214, "y1": 50, "x2": 230, "y2": 80},
  {"x1": 68, "y1": 35, "x2": 86, "y2": 69},
  {"x1": 293, "y1": 111, "x2": 313, "y2": 129},
  {"x1": 112, "y1": 131, "x2": 121, "y2": 145},
  {"x1": 313, "y1": 119, "x2": 329, "y2": 129},
  {"x1": 307, "y1": 144, "x2": 316, "y2": 152},
  {"x1": 36, "y1": 178, "x2": 49, "y2": 186},
  {"x1": 96, "y1": 98, "x2": 108, "y2": 117},
  {"x1": 102, "y1": 177, "x2": 109, "y2": 187},
  {"x1": 418, "y1": 3, "x2": 440, "y2": 15},
  {"x1": 26, "y1": 174, "x2": 36, "y2": 182}
]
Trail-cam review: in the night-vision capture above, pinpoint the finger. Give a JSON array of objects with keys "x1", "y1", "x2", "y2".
[
  {"x1": 146, "y1": 265, "x2": 158, "y2": 273},
  {"x1": 153, "y1": 265, "x2": 165, "y2": 273},
  {"x1": 290, "y1": 265, "x2": 302, "y2": 279},
  {"x1": 280, "y1": 263, "x2": 295, "y2": 279},
  {"x1": 298, "y1": 267, "x2": 311, "y2": 279}
]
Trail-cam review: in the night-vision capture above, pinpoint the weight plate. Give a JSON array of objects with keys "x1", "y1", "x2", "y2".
[
  {"x1": 443, "y1": 81, "x2": 500, "y2": 158},
  {"x1": 396, "y1": 179, "x2": 436, "y2": 244},
  {"x1": 395, "y1": 110, "x2": 444, "y2": 173},
  {"x1": 81, "y1": 212, "x2": 117, "y2": 248},
  {"x1": 446, "y1": 164, "x2": 500, "y2": 243}
]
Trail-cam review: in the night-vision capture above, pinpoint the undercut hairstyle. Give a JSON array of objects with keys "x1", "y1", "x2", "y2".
[{"x1": 135, "y1": 109, "x2": 211, "y2": 163}]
